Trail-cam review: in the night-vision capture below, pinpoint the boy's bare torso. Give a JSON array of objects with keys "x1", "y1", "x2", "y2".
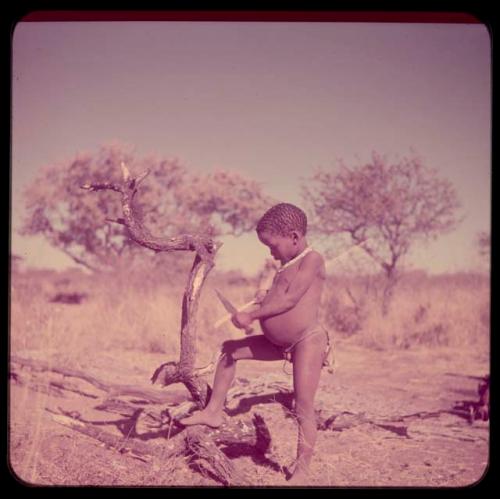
[{"x1": 259, "y1": 251, "x2": 326, "y2": 347}]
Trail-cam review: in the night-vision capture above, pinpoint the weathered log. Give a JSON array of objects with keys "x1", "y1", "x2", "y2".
[
  {"x1": 184, "y1": 426, "x2": 246, "y2": 485},
  {"x1": 168, "y1": 250, "x2": 216, "y2": 408},
  {"x1": 317, "y1": 411, "x2": 370, "y2": 431},
  {"x1": 473, "y1": 375, "x2": 490, "y2": 422},
  {"x1": 10, "y1": 355, "x2": 181, "y2": 404},
  {"x1": 49, "y1": 412, "x2": 183, "y2": 462},
  {"x1": 13, "y1": 352, "x2": 278, "y2": 487},
  {"x1": 49, "y1": 405, "x2": 271, "y2": 486}
]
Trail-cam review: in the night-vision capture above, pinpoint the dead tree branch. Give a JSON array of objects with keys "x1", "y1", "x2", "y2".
[
  {"x1": 10, "y1": 355, "x2": 181, "y2": 403},
  {"x1": 81, "y1": 165, "x2": 218, "y2": 258},
  {"x1": 81, "y1": 162, "x2": 222, "y2": 408},
  {"x1": 48, "y1": 412, "x2": 178, "y2": 463}
]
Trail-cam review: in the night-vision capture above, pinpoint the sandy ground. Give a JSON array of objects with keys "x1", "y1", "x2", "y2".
[{"x1": 8, "y1": 341, "x2": 489, "y2": 488}]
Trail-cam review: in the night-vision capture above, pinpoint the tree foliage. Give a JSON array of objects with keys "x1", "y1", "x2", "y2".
[
  {"x1": 302, "y1": 153, "x2": 461, "y2": 312},
  {"x1": 21, "y1": 144, "x2": 275, "y2": 271}
]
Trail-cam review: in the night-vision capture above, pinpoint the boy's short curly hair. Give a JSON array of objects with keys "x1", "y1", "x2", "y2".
[{"x1": 256, "y1": 203, "x2": 308, "y2": 237}]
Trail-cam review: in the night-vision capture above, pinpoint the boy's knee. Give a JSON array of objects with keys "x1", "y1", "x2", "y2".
[
  {"x1": 221, "y1": 340, "x2": 238, "y2": 363},
  {"x1": 221, "y1": 339, "x2": 235, "y2": 354}
]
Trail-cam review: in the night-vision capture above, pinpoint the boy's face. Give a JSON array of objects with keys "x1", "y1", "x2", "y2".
[{"x1": 257, "y1": 230, "x2": 302, "y2": 264}]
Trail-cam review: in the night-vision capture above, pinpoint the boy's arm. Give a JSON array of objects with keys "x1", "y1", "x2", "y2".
[
  {"x1": 248, "y1": 252, "x2": 323, "y2": 321},
  {"x1": 253, "y1": 289, "x2": 268, "y2": 304}
]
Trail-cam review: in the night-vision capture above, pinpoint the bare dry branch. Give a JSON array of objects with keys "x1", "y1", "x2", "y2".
[
  {"x1": 82, "y1": 165, "x2": 221, "y2": 260},
  {"x1": 81, "y1": 163, "x2": 222, "y2": 407},
  {"x1": 10, "y1": 356, "x2": 178, "y2": 404}
]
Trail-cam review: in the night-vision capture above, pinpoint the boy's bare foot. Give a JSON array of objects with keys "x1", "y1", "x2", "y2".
[{"x1": 178, "y1": 409, "x2": 224, "y2": 428}]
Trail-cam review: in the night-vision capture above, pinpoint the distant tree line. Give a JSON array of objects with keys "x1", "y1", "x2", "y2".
[{"x1": 21, "y1": 145, "x2": 464, "y2": 313}]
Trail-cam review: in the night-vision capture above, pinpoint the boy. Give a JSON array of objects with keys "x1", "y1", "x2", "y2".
[{"x1": 180, "y1": 203, "x2": 331, "y2": 484}]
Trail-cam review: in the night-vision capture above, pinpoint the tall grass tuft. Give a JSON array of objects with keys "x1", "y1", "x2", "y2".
[{"x1": 322, "y1": 271, "x2": 490, "y2": 352}]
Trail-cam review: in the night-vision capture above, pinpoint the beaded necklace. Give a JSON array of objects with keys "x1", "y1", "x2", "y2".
[{"x1": 276, "y1": 246, "x2": 313, "y2": 274}]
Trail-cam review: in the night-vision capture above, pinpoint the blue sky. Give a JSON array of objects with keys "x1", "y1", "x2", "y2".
[{"x1": 12, "y1": 21, "x2": 491, "y2": 275}]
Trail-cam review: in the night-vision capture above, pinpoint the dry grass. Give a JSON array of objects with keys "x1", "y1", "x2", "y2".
[
  {"x1": 9, "y1": 382, "x2": 208, "y2": 487},
  {"x1": 8, "y1": 264, "x2": 262, "y2": 374},
  {"x1": 322, "y1": 271, "x2": 490, "y2": 353},
  {"x1": 8, "y1": 264, "x2": 490, "y2": 487},
  {"x1": 10, "y1": 270, "x2": 182, "y2": 362},
  {"x1": 10, "y1": 266, "x2": 490, "y2": 364}
]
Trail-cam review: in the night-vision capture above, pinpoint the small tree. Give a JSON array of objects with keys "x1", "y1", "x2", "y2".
[
  {"x1": 21, "y1": 144, "x2": 274, "y2": 272},
  {"x1": 10, "y1": 253, "x2": 23, "y2": 274},
  {"x1": 477, "y1": 231, "x2": 490, "y2": 259},
  {"x1": 477, "y1": 231, "x2": 491, "y2": 274},
  {"x1": 302, "y1": 152, "x2": 461, "y2": 314}
]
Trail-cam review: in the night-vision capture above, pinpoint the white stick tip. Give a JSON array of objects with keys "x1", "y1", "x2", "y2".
[{"x1": 120, "y1": 161, "x2": 130, "y2": 182}]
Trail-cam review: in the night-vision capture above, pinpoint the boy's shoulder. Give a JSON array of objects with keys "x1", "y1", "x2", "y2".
[
  {"x1": 306, "y1": 250, "x2": 326, "y2": 278},
  {"x1": 302, "y1": 249, "x2": 325, "y2": 265},
  {"x1": 309, "y1": 248, "x2": 324, "y2": 259}
]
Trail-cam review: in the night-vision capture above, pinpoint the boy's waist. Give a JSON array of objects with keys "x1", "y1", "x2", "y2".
[{"x1": 263, "y1": 322, "x2": 325, "y2": 348}]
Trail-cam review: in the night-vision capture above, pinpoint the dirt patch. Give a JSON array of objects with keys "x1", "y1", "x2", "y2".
[{"x1": 8, "y1": 342, "x2": 489, "y2": 487}]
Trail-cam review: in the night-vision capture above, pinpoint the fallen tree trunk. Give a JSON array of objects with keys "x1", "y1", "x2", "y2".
[
  {"x1": 11, "y1": 353, "x2": 277, "y2": 485},
  {"x1": 184, "y1": 426, "x2": 247, "y2": 485},
  {"x1": 10, "y1": 355, "x2": 182, "y2": 404},
  {"x1": 48, "y1": 412, "x2": 177, "y2": 462},
  {"x1": 49, "y1": 405, "x2": 270, "y2": 486}
]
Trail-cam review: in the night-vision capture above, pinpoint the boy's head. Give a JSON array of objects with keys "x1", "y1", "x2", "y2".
[
  {"x1": 256, "y1": 203, "x2": 307, "y2": 237},
  {"x1": 256, "y1": 203, "x2": 308, "y2": 263}
]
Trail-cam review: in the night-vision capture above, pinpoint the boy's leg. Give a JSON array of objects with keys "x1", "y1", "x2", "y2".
[
  {"x1": 180, "y1": 335, "x2": 282, "y2": 427},
  {"x1": 289, "y1": 330, "x2": 327, "y2": 483}
]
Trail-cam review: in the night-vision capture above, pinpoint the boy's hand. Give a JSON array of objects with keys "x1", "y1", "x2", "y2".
[{"x1": 231, "y1": 311, "x2": 253, "y2": 330}]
